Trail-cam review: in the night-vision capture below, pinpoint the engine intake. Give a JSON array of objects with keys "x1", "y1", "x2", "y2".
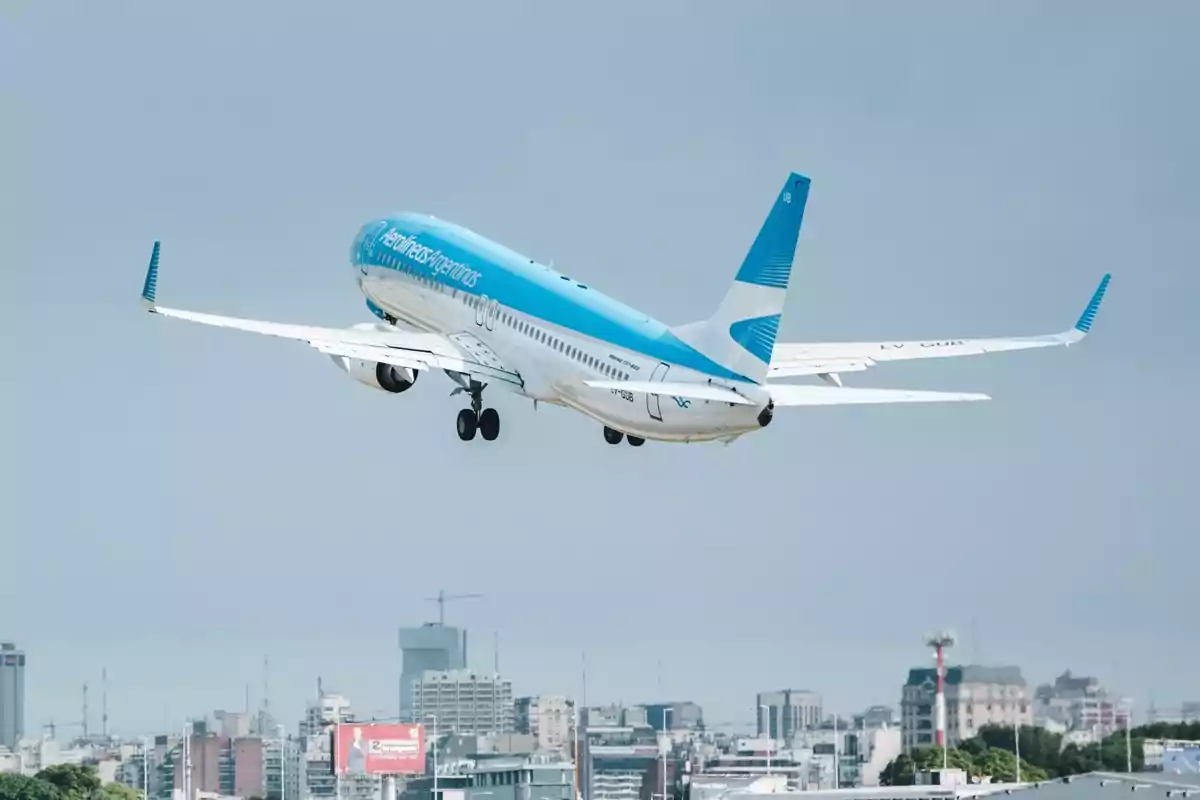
[
  {"x1": 375, "y1": 362, "x2": 417, "y2": 393},
  {"x1": 334, "y1": 356, "x2": 418, "y2": 393}
]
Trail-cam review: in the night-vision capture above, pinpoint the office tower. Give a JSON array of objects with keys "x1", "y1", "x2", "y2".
[
  {"x1": 412, "y1": 669, "x2": 514, "y2": 735},
  {"x1": 0, "y1": 642, "x2": 26, "y2": 749},
  {"x1": 398, "y1": 624, "x2": 466, "y2": 721},
  {"x1": 757, "y1": 689, "x2": 822, "y2": 740}
]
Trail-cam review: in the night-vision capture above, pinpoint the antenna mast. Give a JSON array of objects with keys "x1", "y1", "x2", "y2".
[
  {"x1": 262, "y1": 655, "x2": 270, "y2": 733},
  {"x1": 924, "y1": 631, "x2": 956, "y2": 770},
  {"x1": 82, "y1": 683, "x2": 89, "y2": 739},
  {"x1": 102, "y1": 668, "x2": 109, "y2": 739}
]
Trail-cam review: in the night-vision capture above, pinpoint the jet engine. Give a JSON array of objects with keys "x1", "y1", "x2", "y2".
[
  {"x1": 756, "y1": 400, "x2": 774, "y2": 428},
  {"x1": 333, "y1": 356, "x2": 418, "y2": 393}
]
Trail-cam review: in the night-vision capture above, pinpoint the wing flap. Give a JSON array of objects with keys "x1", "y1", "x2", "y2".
[{"x1": 767, "y1": 383, "x2": 989, "y2": 407}]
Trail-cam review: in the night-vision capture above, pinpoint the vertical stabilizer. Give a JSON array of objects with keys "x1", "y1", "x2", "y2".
[{"x1": 672, "y1": 173, "x2": 810, "y2": 383}]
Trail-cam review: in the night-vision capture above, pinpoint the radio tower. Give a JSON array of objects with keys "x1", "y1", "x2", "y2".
[{"x1": 925, "y1": 631, "x2": 956, "y2": 768}]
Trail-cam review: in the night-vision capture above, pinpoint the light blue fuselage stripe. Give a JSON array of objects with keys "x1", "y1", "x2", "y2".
[{"x1": 352, "y1": 214, "x2": 756, "y2": 383}]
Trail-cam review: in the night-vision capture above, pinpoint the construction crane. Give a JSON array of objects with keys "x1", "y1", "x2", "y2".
[{"x1": 423, "y1": 589, "x2": 483, "y2": 625}]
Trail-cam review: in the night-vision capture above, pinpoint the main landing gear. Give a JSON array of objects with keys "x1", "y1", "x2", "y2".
[
  {"x1": 603, "y1": 426, "x2": 644, "y2": 447},
  {"x1": 454, "y1": 380, "x2": 500, "y2": 442}
]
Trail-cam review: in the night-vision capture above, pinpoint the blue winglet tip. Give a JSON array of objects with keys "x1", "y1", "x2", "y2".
[
  {"x1": 1073, "y1": 273, "x2": 1111, "y2": 333},
  {"x1": 141, "y1": 240, "x2": 161, "y2": 307}
]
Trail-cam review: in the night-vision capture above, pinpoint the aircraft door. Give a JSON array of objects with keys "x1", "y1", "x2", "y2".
[{"x1": 647, "y1": 362, "x2": 669, "y2": 422}]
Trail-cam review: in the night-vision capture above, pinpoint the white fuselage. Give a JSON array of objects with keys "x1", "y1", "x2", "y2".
[{"x1": 358, "y1": 265, "x2": 768, "y2": 443}]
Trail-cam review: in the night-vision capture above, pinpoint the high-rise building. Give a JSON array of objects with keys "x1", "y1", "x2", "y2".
[
  {"x1": 413, "y1": 669, "x2": 514, "y2": 735},
  {"x1": 399, "y1": 624, "x2": 466, "y2": 722},
  {"x1": 148, "y1": 722, "x2": 293, "y2": 800},
  {"x1": 215, "y1": 710, "x2": 255, "y2": 739},
  {"x1": 0, "y1": 642, "x2": 26, "y2": 750},
  {"x1": 644, "y1": 702, "x2": 704, "y2": 732},
  {"x1": 298, "y1": 690, "x2": 376, "y2": 800},
  {"x1": 900, "y1": 665, "x2": 1032, "y2": 752},
  {"x1": 515, "y1": 696, "x2": 574, "y2": 752},
  {"x1": 1032, "y1": 670, "x2": 1132, "y2": 736},
  {"x1": 757, "y1": 690, "x2": 822, "y2": 740}
]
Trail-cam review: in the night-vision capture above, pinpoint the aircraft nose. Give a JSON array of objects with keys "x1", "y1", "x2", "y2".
[{"x1": 351, "y1": 219, "x2": 386, "y2": 266}]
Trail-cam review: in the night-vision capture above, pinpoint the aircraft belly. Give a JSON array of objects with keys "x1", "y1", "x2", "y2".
[{"x1": 565, "y1": 383, "x2": 761, "y2": 443}]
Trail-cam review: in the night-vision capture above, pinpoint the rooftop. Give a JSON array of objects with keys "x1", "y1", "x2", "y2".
[{"x1": 907, "y1": 665, "x2": 1026, "y2": 688}]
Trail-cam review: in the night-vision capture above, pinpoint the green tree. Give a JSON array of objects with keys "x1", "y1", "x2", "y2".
[
  {"x1": 33, "y1": 765, "x2": 100, "y2": 800},
  {"x1": 970, "y1": 725, "x2": 1064, "y2": 776},
  {"x1": 880, "y1": 746, "x2": 975, "y2": 785},
  {"x1": 1137, "y1": 722, "x2": 1200, "y2": 741},
  {"x1": 100, "y1": 785, "x2": 142, "y2": 800},
  {"x1": 1057, "y1": 742, "x2": 1105, "y2": 775},
  {"x1": 879, "y1": 752, "x2": 917, "y2": 786},
  {"x1": 972, "y1": 747, "x2": 1050, "y2": 783},
  {"x1": 0, "y1": 773, "x2": 62, "y2": 800},
  {"x1": 878, "y1": 744, "x2": 1049, "y2": 786}
]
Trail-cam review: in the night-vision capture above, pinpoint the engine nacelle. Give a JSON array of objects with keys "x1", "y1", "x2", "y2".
[
  {"x1": 756, "y1": 400, "x2": 774, "y2": 428},
  {"x1": 333, "y1": 356, "x2": 418, "y2": 393}
]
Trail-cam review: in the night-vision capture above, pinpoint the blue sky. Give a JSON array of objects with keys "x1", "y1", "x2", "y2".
[{"x1": 1, "y1": 0, "x2": 1197, "y2": 735}]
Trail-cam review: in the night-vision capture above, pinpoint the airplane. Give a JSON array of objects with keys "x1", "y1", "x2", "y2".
[{"x1": 137, "y1": 172, "x2": 1110, "y2": 446}]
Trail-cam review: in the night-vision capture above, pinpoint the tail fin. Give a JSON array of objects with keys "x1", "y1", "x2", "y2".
[{"x1": 672, "y1": 172, "x2": 810, "y2": 383}]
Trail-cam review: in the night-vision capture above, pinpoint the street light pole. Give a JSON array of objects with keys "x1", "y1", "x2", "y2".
[
  {"x1": 834, "y1": 714, "x2": 840, "y2": 789},
  {"x1": 1014, "y1": 718, "x2": 1021, "y2": 783},
  {"x1": 1125, "y1": 710, "x2": 1133, "y2": 773},
  {"x1": 661, "y1": 708, "x2": 672, "y2": 800},
  {"x1": 759, "y1": 705, "x2": 771, "y2": 775},
  {"x1": 432, "y1": 714, "x2": 439, "y2": 800},
  {"x1": 141, "y1": 737, "x2": 150, "y2": 800}
]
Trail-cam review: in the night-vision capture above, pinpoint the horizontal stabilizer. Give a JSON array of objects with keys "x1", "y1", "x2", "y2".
[
  {"x1": 767, "y1": 383, "x2": 990, "y2": 407},
  {"x1": 769, "y1": 358, "x2": 872, "y2": 379},
  {"x1": 583, "y1": 380, "x2": 755, "y2": 405}
]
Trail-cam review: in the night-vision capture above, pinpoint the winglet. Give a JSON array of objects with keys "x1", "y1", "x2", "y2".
[
  {"x1": 1057, "y1": 273, "x2": 1110, "y2": 344},
  {"x1": 141, "y1": 241, "x2": 161, "y2": 310},
  {"x1": 1073, "y1": 273, "x2": 1111, "y2": 334}
]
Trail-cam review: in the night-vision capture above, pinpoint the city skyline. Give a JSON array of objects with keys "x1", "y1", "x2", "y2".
[
  {"x1": 3, "y1": 0, "x2": 1197, "y2": 743},
  {"x1": 6, "y1": 621, "x2": 1186, "y2": 742}
]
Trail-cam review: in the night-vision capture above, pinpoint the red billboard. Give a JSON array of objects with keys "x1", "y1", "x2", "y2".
[{"x1": 334, "y1": 723, "x2": 425, "y2": 775}]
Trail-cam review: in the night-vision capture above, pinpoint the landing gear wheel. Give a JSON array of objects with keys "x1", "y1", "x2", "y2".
[
  {"x1": 603, "y1": 427, "x2": 624, "y2": 445},
  {"x1": 478, "y1": 408, "x2": 500, "y2": 441},
  {"x1": 627, "y1": 436, "x2": 645, "y2": 447},
  {"x1": 456, "y1": 409, "x2": 477, "y2": 441}
]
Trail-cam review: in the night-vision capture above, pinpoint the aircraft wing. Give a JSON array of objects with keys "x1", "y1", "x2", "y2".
[
  {"x1": 583, "y1": 379, "x2": 988, "y2": 406},
  {"x1": 137, "y1": 242, "x2": 523, "y2": 389},
  {"x1": 769, "y1": 274, "x2": 1110, "y2": 380},
  {"x1": 766, "y1": 383, "x2": 989, "y2": 406}
]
